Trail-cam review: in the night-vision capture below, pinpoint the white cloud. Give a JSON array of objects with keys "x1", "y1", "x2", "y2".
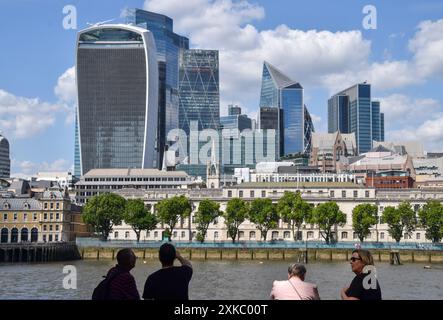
[
  {"x1": 143, "y1": 0, "x2": 443, "y2": 109},
  {"x1": 378, "y1": 94, "x2": 442, "y2": 126},
  {"x1": 0, "y1": 66, "x2": 76, "y2": 139},
  {"x1": 409, "y1": 19, "x2": 443, "y2": 78},
  {"x1": 0, "y1": 89, "x2": 60, "y2": 139},
  {"x1": 11, "y1": 158, "x2": 72, "y2": 177}
]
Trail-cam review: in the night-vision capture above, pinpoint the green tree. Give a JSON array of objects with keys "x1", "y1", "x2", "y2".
[
  {"x1": 418, "y1": 200, "x2": 443, "y2": 243},
  {"x1": 352, "y1": 204, "x2": 379, "y2": 243},
  {"x1": 381, "y1": 201, "x2": 417, "y2": 243},
  {"x1": 82, "y1": 193, "x2": 126, "y2": 241},
  {"x1": 310, "y1": 201, "x2": 346, "y2": 244},
  {"x1": 277, "y1": 191, "x2": 312, "y2": 241},
  {"x1": 248, "y1": 198, "x2": 279, "y2": 241},
  {"x1": 224, "y1": 198, "x2": 249, "y2": 243},
  {"x1": 195, "y1": 199, "x2": 222, "y2": 243},
  {"x1": 155, "y1": 195, "x2": 192, "y2": 241},
  {"x1": 124, "y1": 199, "x2": 158, "y2": 242}
]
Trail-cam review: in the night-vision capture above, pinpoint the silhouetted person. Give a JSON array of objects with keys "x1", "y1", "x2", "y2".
[
  {"x1": 105, "y1": 248, "x2": 140, "y2": 300},
  {"x1": 143, "y1": 243, "x2": 193, "y2": 300}
]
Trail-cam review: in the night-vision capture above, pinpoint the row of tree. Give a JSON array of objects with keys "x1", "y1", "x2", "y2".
[{"x1": 82, "y1": 192, "x2": 443, "y2": 244}]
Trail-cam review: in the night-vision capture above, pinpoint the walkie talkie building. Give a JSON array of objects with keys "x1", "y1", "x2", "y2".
[{"x1": 76, "y1": 24, "x2": 159, "y2": 175}]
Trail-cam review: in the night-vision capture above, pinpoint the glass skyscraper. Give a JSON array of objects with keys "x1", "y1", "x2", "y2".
[
  {"x1": 258, "y1": 61, "x2": 314, "y2": 157},
  {"x1": 125, "y1": 9, "x2": 189, "y2": 166},
  {"x1": 179, "y1": 49, "x2": 220, "y2": 135},
  {"x1": 328, "y1": 83, "x2": 385, "y2": 154},
  {"x1": 76, "y1": 25, "x2": 159, "y2": 175},
  {"x1": 74, "y1": 109, "x2": 80, "y2": 177},
  {"x1": 0, "y1": 134, "x2": 10, "y2": 178},
  {"x1": 220, "y1": 106, "x2": 252, "y2": 132}
]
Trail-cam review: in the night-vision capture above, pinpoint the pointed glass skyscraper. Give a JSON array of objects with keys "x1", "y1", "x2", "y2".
[{"x1": 259, "y1": 61, "x2": 314, "y2": 157}]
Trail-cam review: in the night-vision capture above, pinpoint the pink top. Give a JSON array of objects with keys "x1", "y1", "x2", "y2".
[{"x1": 270, "y1": 277, "x2": 320, "y2": 300}]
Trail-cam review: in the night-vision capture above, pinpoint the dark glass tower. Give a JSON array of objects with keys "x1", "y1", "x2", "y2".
[
  {"x1": 259, "y1": 61, "x2": 314, "y2": 157},
  {"x1": 179, "y1": 49, "x2": 220, "y2": 134},
  {"x1": 76, "y1": 25, "x2": 159, "y2": 175},
  {"x1": 328, "y1": 83, "x2": 384, "y2": 154},
  {"x1": 125, "y1": 9, "x2": 189, "y2": 167},
  {"x1": 0, "y1": 134, "x2": 10, "y2": 178}
]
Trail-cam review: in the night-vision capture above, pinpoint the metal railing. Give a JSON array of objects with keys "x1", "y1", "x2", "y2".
[{"x1": 75, "y1": 238, "x2": 443, "y2": 251}]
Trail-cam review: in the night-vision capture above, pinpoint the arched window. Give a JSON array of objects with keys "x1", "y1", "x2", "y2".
[
  {"x1": 341, "y1": 231, "x2": 348, "y2": 239},
  {"x1": 1, "y1": 228, "x2": 8, "y2": 243},
  {"x1": 11, "y1": 228, "x2": 18, "y2": 243},
  {"x1": 31, "y1": 228, "x2": 38, "y2": 242},
  {"x1": 114, "y1": 231, "x2": 119, "y2": 239},
  {"x1": 125, "y1": 231, "x2": 130, "y2": 239},
  {"x1": 214, "y1": 231, "x2": 219, "y2": 239},
  {"x1": 238, "y1": 231, "x2": 244, "y2": 239},
  {"x1": 21, "y1": 228, "x2": 29, "y2": 242},
  {"x1": 283, "y1": 231, "x2": 291, "y2": 239},
  {"x1": 3, "y1": 202, "x2": 10, "y2": 209},
  {"x1": 272, "y1": 231, "x2": 279, "y2": 240},
  {"x1": 249, "y1": 231, "x2": 256, "y2": 240},
  {"x1": 307, "y1": 231, "x2": 314, "y2": 239}
]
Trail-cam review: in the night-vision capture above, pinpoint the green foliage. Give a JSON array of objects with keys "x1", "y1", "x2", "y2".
[
  {"x1": 277, "y1": 191, "x2": 312, "y2": 241},
  {"x1": 224, "y1": 198, "x2": 249, "y2": 243},
  {"x1": 248, "y1": 198, "x2": 279, "y2": 241},
  {"x1": 155, "y1": 195, "x2": 192, "y2": 238},
  {"x1": 418, "y1": 200, "x2": 443, "y2": 243},
  {"x1": 124, "y1": 199, "x2": 157, "y2": 242},
  {"x1": 82, "y1": 193, "x2": 126, "y2": 241},
  {"x1": 310, "y1": 201, "x2": 346, "y2": 244},
  {"x1": 195, "y1": 199, "x2": 222, "y2": 243},
  {"x1": 352, "y1": 204, "x2": 379, "y2": 242},
  {"x1": 381, "y1": 201, "x2": 417, "y2": 243},
  {"x1": 195, "y1": 232, "x2": 205, "y2": 243}
]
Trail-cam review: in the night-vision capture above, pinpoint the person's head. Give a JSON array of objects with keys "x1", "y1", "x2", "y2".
[
  {"x1": 159, "y1": 243, "x2": 176, "y2": 267},
  {"x1": 350, "y1": 249, "x2": 374, "y2": 274},
  {"x1": 287, "y1": 263, "x2": 307, "y2": 281},
  {"x1": 116, "y1": 248, "x2": 137, "y2": 271}
]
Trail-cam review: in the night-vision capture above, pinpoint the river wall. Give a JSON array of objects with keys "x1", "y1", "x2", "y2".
[{"x1": 78, "y1": 247, "x2": 443, "y2": 263}]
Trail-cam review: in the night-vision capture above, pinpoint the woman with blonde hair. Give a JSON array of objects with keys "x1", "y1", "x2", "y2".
[{"x1": 341, "y1": 249, "x2": 382, "y2": 300}]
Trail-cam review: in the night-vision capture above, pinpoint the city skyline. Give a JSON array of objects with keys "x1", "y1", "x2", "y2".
[{"x1": 1, "y1": 0, "x2": 443, "y2": 177}]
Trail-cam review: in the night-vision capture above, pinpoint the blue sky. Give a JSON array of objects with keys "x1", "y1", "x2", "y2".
[{"x1": 1, "y1": 0, "x2": 443, "y2": 177}]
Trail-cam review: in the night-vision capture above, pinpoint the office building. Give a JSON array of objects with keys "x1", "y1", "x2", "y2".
[
  {"x1": 258, "y1": 61, "x2": 314, "y2": 158},
  {"x1": 179, "y1": 49, "x2": 220, "y2": 135},
  {"x1": 0, "y1": 134, "x2": 10, "y2": 178},
  {"x1": 125, "y1": 9, "x2": 190, "y2": 166},
  {"x1": 220, "y1": 105, "x2": 252, "y2": 131},
  {"x1": 328, "y1": 83, "x2": 385, "y2": 154},
  {"x1": 76, "y1": 24, "x2": 159, "y2": 175}
]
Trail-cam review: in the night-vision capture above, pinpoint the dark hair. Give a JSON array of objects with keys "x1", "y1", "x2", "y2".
[
  {"x1": 288, "y1": 263, "x2": 307, "y2": 278},
  {"x1": 352, "y1": 249, "x2": 374, "y2": 266},
  {"x1": 159, "y1": 243, "x2": 176, "y2": 266},
  {"x1": 117, "y1": 248, "x2": 135, "y2": 267}
]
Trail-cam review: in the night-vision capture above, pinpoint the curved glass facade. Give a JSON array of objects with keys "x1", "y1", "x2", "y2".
[{"x1": 76, "y1": 26, "x2": 158, "y2": 175}]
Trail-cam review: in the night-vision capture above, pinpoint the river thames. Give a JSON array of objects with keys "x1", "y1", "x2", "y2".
[{"x1": 0, "y1": 260, "x2": 442, "y2": 300}]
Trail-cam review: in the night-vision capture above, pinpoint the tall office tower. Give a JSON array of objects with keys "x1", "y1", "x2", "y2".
[
  {"x1": 328, "y1": 95, "x2": 349, "y2": 133},
  {"x1": 73, "y1": 109, "x2": 81, "y2": 177},
  {"x1": 328, "y1": 83, "x2": 384, "y2": 154},
  {"x1": 228, "y1": 104, "x2": 242, "y2": 116},
  {"x1": 259, "y1": 61, "x2": 314, "y2": 157},
  {"x1": 179, "y1": 49, "x2": 220, "y2": 134},
  {"x1": 220, "y1": 105, "x2": 252, "y2": 132},
  {"x1": 125, "y1": 9, "x2": 189, "y2": 167},
  {"x1": 0, "y1": 134, "x2": 10, "y2": 178},
  {"x1": 304, "y1": 105, "x2": 315, "y2": 155},
  {"x1": 380, "y1": 113, "x2": 385, "y2": 141},
  {"x1": 76, "y1": 24, "x2": 159, "y2": 175}
]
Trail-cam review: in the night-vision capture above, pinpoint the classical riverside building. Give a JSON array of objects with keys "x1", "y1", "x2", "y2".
[
  {"x1": 0, "y1": 134, "x2": 10, "y2": 179},
  {"x1": 74, "y1": 168, "x2": 195, "y2": 204},
  {"x1": 76, "y1": 24, "x2": 159, "y2": 175},
  {"x1": 109, "y1": 182, "x2": 442, "y2": 244},
  {"x1": 328, "y1": 83, "x2": 384, "y2": 154},
  {"x1": 310, "y1": 131, "x2": 357, "y2": 173},
  {"x1": 0, "y1": 189, "x2": 90, "y2": 243},
  {"x1": 259, "y1": 61, "x2": 314, "y2": 158}
]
